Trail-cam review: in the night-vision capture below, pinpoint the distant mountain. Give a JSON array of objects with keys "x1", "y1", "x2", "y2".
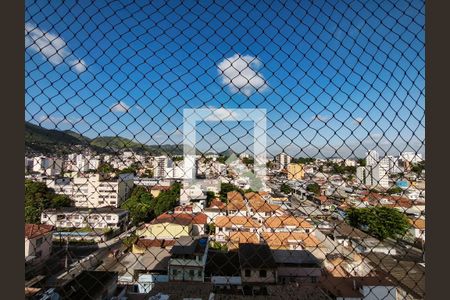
[
  {"x1": 25, "y1": 122, "x2": 91, "y2": 155},
  {"x1": 25, "y1": 122, "x2": 185, "y2": 156}
]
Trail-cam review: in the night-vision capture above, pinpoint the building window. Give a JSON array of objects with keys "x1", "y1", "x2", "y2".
[
  {"x1": 189, "y1": 270, "x2": 195, "y2": 277},
  {"x1": 259, "y1": 270, "x2": 267, "y2": 277},
  {"x1": 245, "y1": 269, "x2": 251, "y2": 277},
  {"x1": 172, "y1": 269, "x2": 177, "y2": 276},
  {"x1": 197, "y1": 270, "x2": 202, "y2": 277},
  {"x1": 36, "y1": 237, "x2": 43, "y2": 247}
]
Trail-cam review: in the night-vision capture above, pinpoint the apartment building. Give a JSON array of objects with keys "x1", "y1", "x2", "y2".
[
  {"x1": 276, "y1": 152, "x2": 291, "y2": 170},
  {"x1": 365, "y1": 150, "x2": 379, "y2": 166},
  {"x1": 32, "y1": 156, "x2": 63, "y2": 176},
  {"x1": 40, "y1": 207, "x2": 129, "y2": 230},
  {"x1": 48, "y1": 173, "x2": 134, "y2": 208},
  {"x1": 356, "y1": 164, "x2": 389, "y2": 189}
]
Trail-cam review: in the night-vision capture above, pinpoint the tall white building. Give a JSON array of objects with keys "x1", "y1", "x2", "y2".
[
  {"x1": 47, "y1": 173, "x2": 134, "y2": 208},
  {"x1": 356, "y1": 164, "x2": 389, "y2": 189},
  {"x1": 276, "y1": 152, "x2": 291, "y2": 170},
  {"x1": 384, "y1": 155, "x2": 402, "y2": 174},
  {"x1": 32, "y1": 156, "x2": 63, "y2": 176},
  {"x1": 153, "y1": 156, "x2": 170, "y2": 178},
  {"x1": 365, "y1": 150, "x2": 379, "y2": 167}
]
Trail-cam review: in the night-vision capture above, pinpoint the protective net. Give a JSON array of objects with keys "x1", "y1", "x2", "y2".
[{"x1": 25, "y1": 0, "x2": 425, "y2": 299}]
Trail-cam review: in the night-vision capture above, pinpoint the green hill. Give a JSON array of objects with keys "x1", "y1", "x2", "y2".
[{"x1": 25, "y1": 122, "x2": 186, "y2": 156}]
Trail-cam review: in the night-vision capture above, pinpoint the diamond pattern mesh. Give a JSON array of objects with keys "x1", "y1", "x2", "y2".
[{"x1": 25, "y1": 0, "x2": 424, "y2": 299}]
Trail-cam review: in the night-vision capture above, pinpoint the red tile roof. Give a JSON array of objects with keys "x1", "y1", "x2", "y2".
[
  {"x1": 25, "y1": 224, "x2": 54, "y2": 239},
  {"x1": 150, "y1": 212, "x2": 208, "y2": 226},
  {"x1": 361, "y1": 193, "x2": 413, "y2": 208},
  {"x1": 209, "y1": 198, "x2": 226, "y2": 209}
]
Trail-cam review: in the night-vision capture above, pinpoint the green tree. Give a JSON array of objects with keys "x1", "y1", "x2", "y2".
[
  {"x1": 206, "y1": 191, "x2": 215, "y2": 206},
  {"x1": 386, "y1": 186, "x2": 403, "y2": 195},
  {"x1": 152, "y1": 182, "x2": 181, "y2": 216},
  {"x1": 411, "y1": 161, "x2": 425, "y2": 175},
  {"x1": 357, "y1": 158, "x2": 367, "y2": 166},
  {"x1": 345, "y1": 206, "x2": 410, "y2": 240},
  {"x1": 121, "y1": 185, "x2": 154, "y2": 226},
  {"x1": 306, "y1": 183, "x2": 321, "y2": 195},
  {"x1": 97, "y1": 162, "x2": 114, "y2": 174},
  {"x1": 217, "y1": 155, "x2": 229, "y2": 164},
  {"x1": 219, "y1": 182, "x2": 243, "y2": 202},
  {"x1": 25, "y1": 180, "x2": 72, "y2": 223},
  {"x1": 206, "y1": 223, "x2": 216, "y2": 234},
  {"x1": 280, "y1": 183, "x2": 292, "y2": 194},
  {"x1": 144, "y1": 168, "x2": 154, "y2": 177},
  {"x1": 242, "y1": 157, "x2": 254, "y2": 166},
  {"x1": 51, "y1": 194, "x2": 72, "y2": 208}
]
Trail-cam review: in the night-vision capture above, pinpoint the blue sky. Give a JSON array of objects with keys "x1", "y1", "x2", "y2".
[{"x1": 25, "y1": 0, "x2": 425, "y2": 158}]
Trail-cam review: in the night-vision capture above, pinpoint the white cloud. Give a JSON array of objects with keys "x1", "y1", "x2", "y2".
[
  {"x1": 110, "y1": 101, "x2": 130, "y2": 113},
  {"x1": 217, "y1": 54, "x2": 268, "y2": 96},
  {"x1": 204, "y1": 107, "x2": 239, "y2": 121},
  {"x1": 25, "y1": 22, "x2": 86, "y2": 73},
  {"x1": 70, "y1": 59, "x2": 87, "y2": 73}
]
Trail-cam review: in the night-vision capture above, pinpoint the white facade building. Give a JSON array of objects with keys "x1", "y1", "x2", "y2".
[
  {"x1": 41, "y1": 207, "x2": 129, "y2": 229},
  {"x1": 365, "y1": 150, "x2": 380, "y2": 166},
  {"x1": 32, "y1": 156, "x2": 63, "y2": 175},
  {"x1": 48, "y1": 173, "x2": 134, "y2": 208},
  {"x1": 276, "y1": 152, "x2": 291, "y2": 169}
]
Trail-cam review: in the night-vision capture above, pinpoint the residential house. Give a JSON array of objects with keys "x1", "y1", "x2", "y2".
[
  {"x1": 204, "y1": 198, "x2": 226, "y2": 222},
  {"x1": 214, "y1": 216, "x2": 261, "y2": 243},
  {"x1": 245, "y1": 192, "x2": 283, "y2": 222},
  {"x1": 263, "y1": 216, "x2": 313, "y2": 234},
  {"x1": 25, "y1": 224, "x2": 55, "y2": 264},
  {"x1": 261, "y1": 232, "x2": 323, "y2": 252},
  {"x1": 205, "y1": 250, "x2": 241, "y2": 288},
  {"x1": 272, "y1": 249, "x2": 322, "y2": 284},
  {"x1": 228, "y1": 231, "x2": 260, "y2": 250},
  {"x1": 137, "y1": 212, "x2": 207, "y2": 240},
  {"x1": 238, "y1": 243, "x2": 277, "y2": 285},
  {"x1": 168, "y1": 236, "x2": 209, "y2": 282},
  {"x1": 226, "y1": 191, "x2": 248, "y2": 217}
]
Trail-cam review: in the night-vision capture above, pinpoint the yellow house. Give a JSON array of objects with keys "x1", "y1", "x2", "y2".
[
  {"x1": 136, "y1": 221, "x2": 191, "y2": 240},
  {"x1": 136, "y1": 212, "x2": 207, "y2": 240},
  {"x1": 287, "y1": 163, "x2": 304, "y2": 180}
]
